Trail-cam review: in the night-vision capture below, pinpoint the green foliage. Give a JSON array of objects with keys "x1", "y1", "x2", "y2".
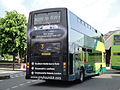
[
  {"x1": 4, "y1": 54, "x2": 13, "y2": 59},
  {"x1": 0, "y1": 10, "x2": 27, "y2": 59}
]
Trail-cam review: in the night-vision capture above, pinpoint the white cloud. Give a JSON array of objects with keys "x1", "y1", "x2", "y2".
[{"x1": 102, "y1": 13, "x2": 120, "y2": 32}]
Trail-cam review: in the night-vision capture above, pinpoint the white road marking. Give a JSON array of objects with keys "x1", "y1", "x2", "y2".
[
  {"x1": 15, "y1": 74, "x2": 19, "y2": 77},
  {"x1": 0, "y1": 80, "x2": 3, "y2": 82},
  {"x1": 19, "y1": 83, "x2": 25, "y2": 86},
  {"x1": 94, "y1": 74, "x2": 120, "y2": 79},
  {"x1": 19, "y1": 74, "x2": 24, "y2": 77},
  {"x1": 5, "y1": 88, "x2": 10, "y2": 90},
  {"x1": 10, "y1": 77, "x2": 14, "y2": 78},
  {"x1": 11, "y1": 85, "x2": 18, "y2": 89},
  {"x1": 4, "y1": 78, "x2": 39, "y2": 90},
  {"x1": 10, "y1": 73, "x2": 25, "y2": 78},
  {"x1": 31, "y1": 80, "x2": 37, "y2": 82},
  {"x1": 26, "y1": 81, "x2": 31, "y2": 84},
  {"x1": 93, "y1": 75, "x2": 112, "y2": 78}
]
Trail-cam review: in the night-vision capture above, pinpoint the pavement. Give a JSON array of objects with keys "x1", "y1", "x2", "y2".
[
  {"x1": 0, "y1": 69, "x2": 25, "y2": 80},
  {"x1": 106, "y1": 67, "x2": 111, "y2": 69}
]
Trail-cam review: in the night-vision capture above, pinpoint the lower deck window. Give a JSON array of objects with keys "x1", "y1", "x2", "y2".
[{"x1": 113, "y1": 53, "x2": 120, "y2": 55}]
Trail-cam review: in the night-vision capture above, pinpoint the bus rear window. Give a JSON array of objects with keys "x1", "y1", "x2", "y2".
[{"x1": 34, "y1": 11, "x2": 61, "y2": 25}]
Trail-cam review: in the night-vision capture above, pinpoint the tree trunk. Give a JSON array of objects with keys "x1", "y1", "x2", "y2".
[{"x1": 13, "y1": 55, "x2": 15, "y2": 70}]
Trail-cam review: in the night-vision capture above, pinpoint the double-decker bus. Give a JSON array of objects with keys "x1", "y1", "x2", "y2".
[
  {"x1": 111, "y1": 33, "x2": 120, "y2": 70},
  {"x1": 26, "y1": 8, "x2": 106, "y2": 82}
]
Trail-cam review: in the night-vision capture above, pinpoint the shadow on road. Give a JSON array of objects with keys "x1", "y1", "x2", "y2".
[
  {"x1": 31, "y1": 80, "x2": 80, "y2": 88},
  {"x1": 31, "y1": 77, "x2": 92, "y2": 88},
  {"x1": 24, "y1": 71, "x2": 120, "y2": 90},
  {"x1": 29, "y1": 70, "x2": 120, "y2": 89}
]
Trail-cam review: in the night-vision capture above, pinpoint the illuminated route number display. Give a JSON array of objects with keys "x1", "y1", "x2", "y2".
[{"x1": 34, "y1": 11, "x2": 61, "y2": 25}]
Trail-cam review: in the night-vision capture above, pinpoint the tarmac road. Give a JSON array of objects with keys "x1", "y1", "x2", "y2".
[{"x1": 0, "y1": 69, "x2": 120, "y2": 90}]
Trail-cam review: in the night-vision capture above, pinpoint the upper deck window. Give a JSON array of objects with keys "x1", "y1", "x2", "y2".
[
  {"x1": 114, "y1": 35, "x2": 120, "y2": 45},
  {"x1": 34, "y1": 11, "x2": 61, "y2": 25},
  {"x1": 114, "y1": 35, "x2": 120, "y2": 41}
]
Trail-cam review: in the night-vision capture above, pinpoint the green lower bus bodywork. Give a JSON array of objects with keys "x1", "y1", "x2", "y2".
[
  {"x1": 95, "y1": 67, "x2": 106, "y2": 74},
  {"x1": 111, "y1": 33, "x2": 120, "y2": 70},
  {"x1": 111, "y1": 66, "x2": 120, "y2": 70}
]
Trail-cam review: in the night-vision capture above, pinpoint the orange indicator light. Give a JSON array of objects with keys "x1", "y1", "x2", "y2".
[
  {"x1": 63, "y1": 62, "x2": 67, "y2": 65},
  {"x1": 64, "y1": 66, "x2": 66, "y2": 68},
  {"x1": 27, "y1": 63, "x2": 29, "y2": 65}
]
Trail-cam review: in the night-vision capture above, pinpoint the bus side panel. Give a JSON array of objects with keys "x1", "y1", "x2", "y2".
[
  {"x1": 67, "y1": 10, "x2": 106, "y2": 81},
  {"x1": 111, "y1": 46, "x2": 120, "y2": 70}
]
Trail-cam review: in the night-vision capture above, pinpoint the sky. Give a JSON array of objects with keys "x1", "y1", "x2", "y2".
[{"x1": 0, "y1": 0, "x2": 120, "y2": 34}]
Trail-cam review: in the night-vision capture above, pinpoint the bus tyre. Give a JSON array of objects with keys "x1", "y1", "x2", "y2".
[
  {"x1": 99, "y1": 65, "x2": 102, "y2": 75},
  {"x1": 80, "y1": 69, "x2": 84, "y2": 82}
]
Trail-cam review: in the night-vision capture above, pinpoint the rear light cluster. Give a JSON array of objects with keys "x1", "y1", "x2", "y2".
[
  {"x1": 26, "y1": 62, "x2": 30, "y2": 71},
  {"x1": 63, "y1": 62, "x2": 67, "y2": 75}
]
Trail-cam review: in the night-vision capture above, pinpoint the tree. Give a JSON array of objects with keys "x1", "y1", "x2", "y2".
[{"x1": 0, "y1": 11, "x2": 27, "y2": 70}]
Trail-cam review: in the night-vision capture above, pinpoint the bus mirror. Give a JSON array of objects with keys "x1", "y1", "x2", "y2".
[{"x1": 87, "y1": 49, "x2": 92, "y2": 53}]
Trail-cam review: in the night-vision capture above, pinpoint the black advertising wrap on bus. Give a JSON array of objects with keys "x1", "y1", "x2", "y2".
[
  {"x1": 26, "y1": 8, "x2": 68, "y2": 80},
  {"x1": 30, "y1": 29, "x2": 65, "y2": 39}
]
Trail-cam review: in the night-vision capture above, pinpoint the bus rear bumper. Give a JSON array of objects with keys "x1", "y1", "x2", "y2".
[{"x1": 25, "y1": 75, "x2": 68, "y2": 81}]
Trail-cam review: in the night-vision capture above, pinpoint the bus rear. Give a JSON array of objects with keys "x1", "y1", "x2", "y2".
[
  {"x1": 111, "y1": 33, "x2": 120, "y2": 70},
  {"x1": 26, "y1": 8, "x2": 69, "y2": 81}
]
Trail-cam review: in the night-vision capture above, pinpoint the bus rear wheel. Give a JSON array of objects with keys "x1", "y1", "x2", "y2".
[
  {"x1": 98, "y1": 65, "x2": 102, "y2": 75},
  {"x1": 79, "y1": 69, "x2": 84, "y2": 82}
]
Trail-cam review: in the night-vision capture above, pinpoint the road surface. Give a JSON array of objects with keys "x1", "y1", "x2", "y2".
[{"x1": 0, "y1": 69, "x2": 120, "y2": 90}]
